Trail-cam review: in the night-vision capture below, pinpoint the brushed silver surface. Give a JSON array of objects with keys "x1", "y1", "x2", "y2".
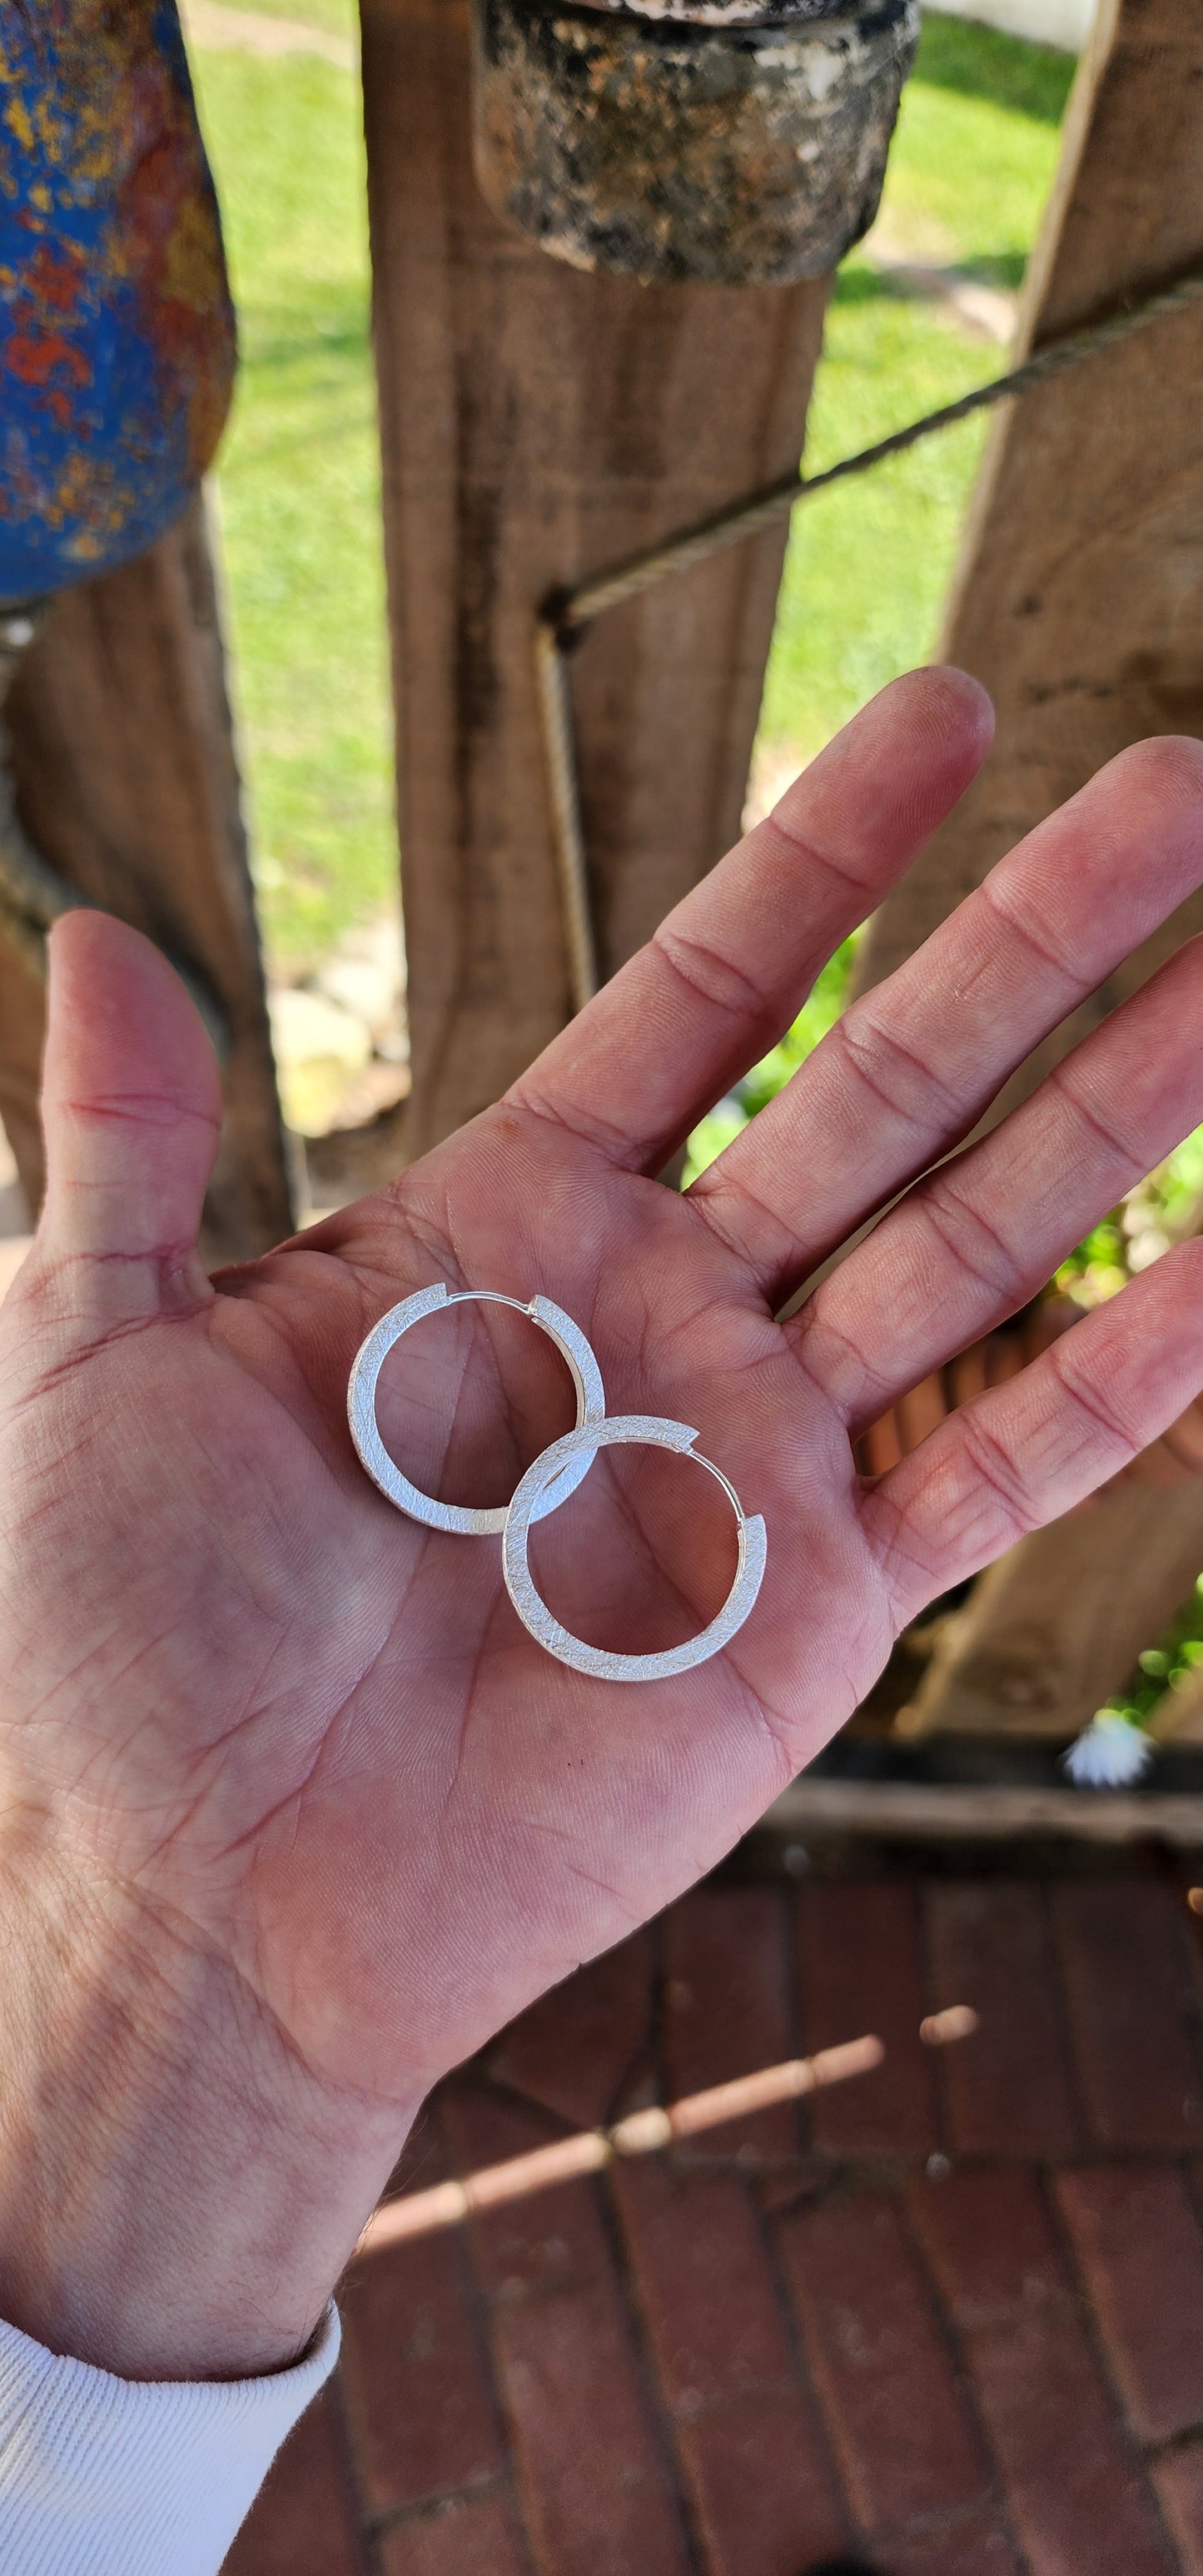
[
  {"x1": 503, "y1": 1414, "x2": 767, "y2": 1680},
  {"x1": 348, "y1": 1282, "x2": 605, "y2": 1534}
]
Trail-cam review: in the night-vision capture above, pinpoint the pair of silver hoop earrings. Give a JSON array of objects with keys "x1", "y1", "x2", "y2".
[{"x1": 346, "y1": 1283, "x2": 767, "y2": 1683}]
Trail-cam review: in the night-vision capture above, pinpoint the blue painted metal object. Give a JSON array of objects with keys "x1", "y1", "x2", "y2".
[{"x1": 0, "y1": 1, "x2": 236, "y2": 604}]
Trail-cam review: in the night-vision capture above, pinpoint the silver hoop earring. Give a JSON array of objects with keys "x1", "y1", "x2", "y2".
[
  {"x1": 502, "y1": 1414, "x2": 767, "y2": 1681},
  {"x1": 348, "y1": 1283, "x2": 605, "y2": 1535}
]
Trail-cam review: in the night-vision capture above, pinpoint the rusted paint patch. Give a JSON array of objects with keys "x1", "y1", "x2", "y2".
[
  {"x1": 472, "y1": 0, "x2": 920, "y2": 286},
  {"x1": 0, "y1": 1, "x2": 235, "y2": 600}
]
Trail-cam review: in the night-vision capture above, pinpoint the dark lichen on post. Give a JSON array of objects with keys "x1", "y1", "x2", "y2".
[{"x1": 471, "y1": 0, "x2": 920, "y2": 286}]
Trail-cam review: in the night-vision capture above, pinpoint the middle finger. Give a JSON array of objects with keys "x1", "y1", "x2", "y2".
[{"x1": 793, "y1": 928, "x2": 1203, "y2": 1431}]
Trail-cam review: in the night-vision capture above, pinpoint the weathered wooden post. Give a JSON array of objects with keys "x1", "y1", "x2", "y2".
[
  {"x1": 852, "y1": 0, "x2": 1203, "y2": 1741},
  {"x1": 1, "y1": 508, "x2": 295, "y2": 1263},
  {"x1": 359, "y1": 0, "x2": 917, "y2": 1158}
]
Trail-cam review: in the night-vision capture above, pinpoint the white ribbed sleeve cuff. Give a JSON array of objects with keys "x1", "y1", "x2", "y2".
[{"x1": 0, "y1": 2302, "x2": 341, "y2": 2576}]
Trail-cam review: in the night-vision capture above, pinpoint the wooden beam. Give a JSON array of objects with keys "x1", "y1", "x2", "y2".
[
  {"x1": 0, "y1": 500, "x2": 292, "y2": 1264},
  {"x1": 845, "y1": 0, "x2": 1203, "y2": 1741},
  {"x1": 360, "y1": 0, "x2": 830, "y2": 1159},
  {"x1": 902, "y1": 1477, "x2": 1203, "y2": 1743},
  {"x1": 761, "y1": 1776, "x2": 1203, "y2": 1848},
  {"x1": 0, "y1": 947, "x2": 44, "y2": 1222},
  {"x1": 854, "y1": 0, "x2": 1203, "y2": 1058}
]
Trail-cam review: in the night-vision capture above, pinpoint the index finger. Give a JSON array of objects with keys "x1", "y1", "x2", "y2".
[{"x1": 506, "y1": 668, "x2": 993, "y2": 1176}]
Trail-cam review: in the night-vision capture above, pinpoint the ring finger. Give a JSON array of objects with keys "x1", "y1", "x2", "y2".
[{"x1": 792, "y1": 930, "x2": 1203, "y2": 1431}]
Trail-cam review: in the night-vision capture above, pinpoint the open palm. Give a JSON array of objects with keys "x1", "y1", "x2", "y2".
[{"x1": 6, "y1": 669, "x2": 1203, "y2": 2375}]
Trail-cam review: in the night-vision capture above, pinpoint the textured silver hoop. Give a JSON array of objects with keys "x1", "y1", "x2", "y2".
[
  {"x1": 348, "y1": 1283, "x2": 605, "y2": 1534},
  {"x1": 502, "y1": 1414, "x2": 767, "y2": 1680}
]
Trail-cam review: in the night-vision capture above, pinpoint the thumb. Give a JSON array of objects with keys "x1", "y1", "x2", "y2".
[{"x1": 37, "y1": 912, "x2": 221, "y2": 1321}]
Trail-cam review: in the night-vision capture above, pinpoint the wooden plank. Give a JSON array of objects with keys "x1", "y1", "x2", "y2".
[
  {"x1": 360, "y1": 0, "x2": 830, "y2": 1159},
  {"x1": 0, "y1": 498, "x2": 292, "y2": 1262},
  {"x1": 902, "y1": 1478, "x2": 1203, "y2": 1743},
  {"x1": 0, "y1": 944, "x2": 44, "y2": 1222},
  {"x1": 761, "y1": 1778, "x2": 1203, "y2": 1847},
  {"x1": 854, "y1": 0, "x2": 1203, "y2": 1062},
  {"x1": 844, "y1": 0, "x2": 1203, "y2": 1739}
]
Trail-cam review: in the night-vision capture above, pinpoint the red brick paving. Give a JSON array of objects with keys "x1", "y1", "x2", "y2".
[
  {"x1": 778, "y1": 2190, "x2": 990, "y2": 2542},
  {"x1": 484, "y1": 2240, "x2": 692, "y2": 2576},
  {"x1": 883, "y1": 2514, "x2": 1024, "y2": 2576},
  {"x1": 488, "y1": 1928, "x2": 653, "y2": 2131},
  {"x1": 663, "y1": 1886, "x2": 797, "y2": 2158},
  {"x1": 613, "y1": 2152, "x2": 796, "y2": 2413},
  {"x1": 1053, "y1": 1881, "x2": 1203, "y2": 2151},
  {"x1": 437, "y1": 2081, "x2": 584, "y2": 2298},
  {"x1": 224, "y1": 1869, "x2": 1203, "y2": 2576},
  {"x1": 1056, "y1": 2164, "x2": 1203, "y2": 2443},
  {"x1": 924, "y1": 1881, "x2": 1080, "y2": 2160},
  {"x1": 674, "y1": 2388, "x2": 849, "y2": 2576},
  {"x1": 912, "y1": 2164, "x2": 1176, "y2": 2576},
  {"x1": 339, "y1": 2227, "x2": 504, "y2": 2514},
  {"x1": 441, "y1": 2081, "x2": 693, "y2": 2576},
  {"x1": 376, "y1": 2488, "x2": 531, "y2": 2576},
  {"x1": 797, "y1": 1879, "x2": 940, "y2": 2160}
]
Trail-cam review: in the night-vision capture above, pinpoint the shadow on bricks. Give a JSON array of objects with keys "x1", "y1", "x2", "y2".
[
  {"x1": 798, "y1": 2561, "x2": 888, "y2": 2574},
  {"x1": 798, "y1": 2560, "x2": 889, "y2": 2575}
]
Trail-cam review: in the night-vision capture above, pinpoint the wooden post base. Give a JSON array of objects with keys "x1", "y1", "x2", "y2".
[{"x1": 0, "y1": 500, "x2": 291, "y2": 1264}]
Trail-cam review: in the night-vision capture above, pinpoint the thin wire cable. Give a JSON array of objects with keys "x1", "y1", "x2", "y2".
[
  {"x1": 538, "y1": 262, "x2": 1203, "y2": 1005},
  {"x1": 535, "y1": 617, "x2": 599, "y2": 1010}
]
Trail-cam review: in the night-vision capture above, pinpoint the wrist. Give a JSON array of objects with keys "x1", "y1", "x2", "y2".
[{"x1": 0, "y1": 1842, "x2": 418, "y2": 2380}]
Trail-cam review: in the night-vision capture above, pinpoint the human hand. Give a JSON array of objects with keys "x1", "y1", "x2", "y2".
[{"x1": 5, "y1": 669, "x2": 1203, "y2": 2380}]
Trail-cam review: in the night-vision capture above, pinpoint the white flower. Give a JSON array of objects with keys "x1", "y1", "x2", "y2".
[{"x1": 1063, "y1": 1711, "x2": 1154, "y2": 1788}]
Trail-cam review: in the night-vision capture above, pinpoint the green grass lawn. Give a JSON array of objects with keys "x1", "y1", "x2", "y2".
[
  {"x1": 758, "y1": 14, "x2": 1074, "y2": 768},
  {"x1": 190, "y1": 14, "x2": 389, "y2": 974}
]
